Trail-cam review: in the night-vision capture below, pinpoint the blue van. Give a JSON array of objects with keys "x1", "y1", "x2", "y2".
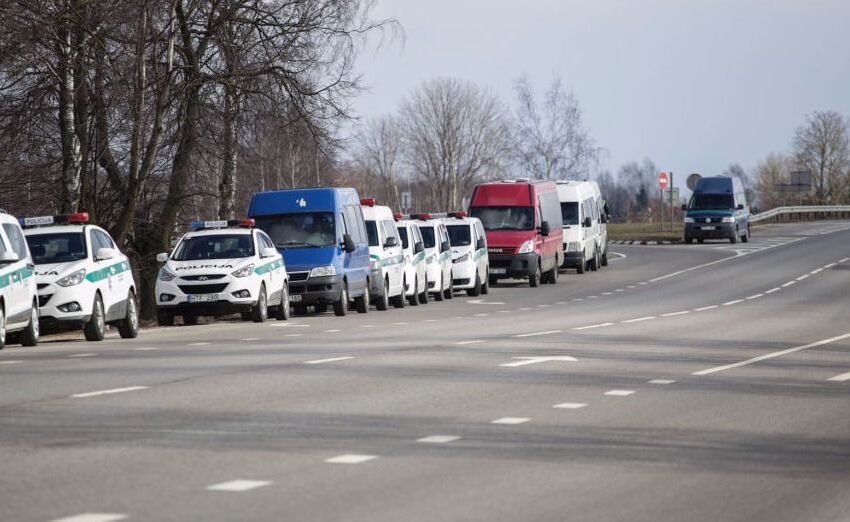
[
  {"x1": 683, "y1": 176, "x2": 750, "y2": 244},
  {"x1": 248, "y1": 188, "x2": 371, "y2": 316}
]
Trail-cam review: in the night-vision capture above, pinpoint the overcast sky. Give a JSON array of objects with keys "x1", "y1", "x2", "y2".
[{"x1": 352, "y1": 0, "x2": 850, "y2": 185}]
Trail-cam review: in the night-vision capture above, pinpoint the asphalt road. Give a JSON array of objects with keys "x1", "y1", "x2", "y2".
[{"x1": 1, "y1": 221, "x2": 849, "y2": 522}]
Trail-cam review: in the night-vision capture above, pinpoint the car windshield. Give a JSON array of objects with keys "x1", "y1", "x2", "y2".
[
  {"x1": 419, "y1": 226, "x2": 436, "y2": 248},
  {"x1": 689, "y1": 194, "x2": 734, "y2": 210},
  {"x1": 365, "y1": 221, "x2": 380, "y2": 247},
  {"x1": 254, "y1": 212, "x2": 336, "y2": 249},
  {"x1": 446, "y1": 225, "x2": 471, "y2": 246},
  {"x1": 470, "y1": 206, "x2": 534, "y2": 231},
  {"x1": 26, "y1": 233, "x2": 87, "y2": 264},
  {"x1": 397, "y1": 227, "x2": 409, "y2": 249},
  {"x1": 173, "y1": 234, "x2": 254, "y2": 261},
  {"x1": 560, "y1": 202, "x2": 579, "y2": 226}
]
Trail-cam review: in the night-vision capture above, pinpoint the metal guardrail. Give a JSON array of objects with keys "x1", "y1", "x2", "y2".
[{"x1": 750, "y1": 205, "x2": 850, "y2": 223}]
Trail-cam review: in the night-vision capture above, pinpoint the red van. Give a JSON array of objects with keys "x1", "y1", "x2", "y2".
[{"x1": 469, "y1": 179, "x2": 564, "y2": 287}]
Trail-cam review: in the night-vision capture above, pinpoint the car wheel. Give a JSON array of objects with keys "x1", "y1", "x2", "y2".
[
  {"x1": 392, "y1": 277, "x2": 407, "y2": 308},
  {"x1": 529, "y1": 264, "x2": 541, "y2": 287},
  {"x1": 275, "y1": 284, "x2": 290, "y2": 320},
  {"x1": 590, "y1": 247, "x2": 600, "y2": 272},
  {"x1": 547, "y1": 264, "x2": 559, "y2": 284},
  {"x1": 742, "y1": 228, "x2": 749, "y2": 243},
  {"x1": 19, "y1": 301, "x2": 39, "y2": 347},
  {"x1": 157, "y1": 309, "x2": 175, "y2": 326},
  {"x1": 445, "y1": 276, "x2": 454, "y2": 300},
  {"x1": 118, "y1": 290, "x2": 139, "y2": 339},
  {"x1": 730, "y1": 233, "x2": 738, "y2": 244},
  {"x1": 601, "y1": 248, "x2": 609, "y2": 267},
  {"x1": 418, "y1": 280, "x2": 429, "y2": 304},
  {"x1": 84, "y1": 294, "x2": 106, "y2": 342},
  {"x1": 409, "y1": 276, "x2": 420, "y2": 306},
  {"x1": 576, "y1": 255, "x2": 585, "y2": 274},
  {"x1": 333, "y1": 283, "x2": 349, "y2": 316},
  {"x1": 355, "y1": 284, "x2": 370, "y2": 313},
  {"x1": 467, "y1": 274, "x2": 482, "y2": 296},
  {"x1": 376, "y1": 279, "x2": 390, "y2": 310},
  {"x1": 433, "y1": 277, "x2": 445, "y2": 301},
  {"x1": 251, "y1": 285, "x2": 268, "y2": 323},
  {"x1": 0, "y1": 303, "x2": 5, "y2": 350}
]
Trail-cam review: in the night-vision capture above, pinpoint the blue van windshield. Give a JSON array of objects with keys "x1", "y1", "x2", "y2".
[
  {"x1": 254, "y1": 213, "x2": 336, "y2": 249},
  {"x1": 689, "y1": 194, "x2": 734, "y2": 210}
]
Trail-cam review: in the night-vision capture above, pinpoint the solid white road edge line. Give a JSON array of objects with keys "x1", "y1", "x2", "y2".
[
  {"x1": 693, "y1": 332, "x2": 850, "y2": 376},
  {"x1": 71, "y1": 386, "x2": 148, "y2": 399},
  {"x1": 304, "y1": 356, "x2": 354, "y2": 365},
  {"x1": 572, "y1": 323, "x2": 614, "y2": 331},
  {"x1": 513, "y1": 330, "x2": 561, "y2": 338}
]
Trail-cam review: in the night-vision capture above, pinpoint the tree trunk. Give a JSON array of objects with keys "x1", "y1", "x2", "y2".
[
  {"x1": 57, "y1": 12, "x2": 82, "y2": 213},
  {"x1": 218, "y1": 84, "x2": 238, "y2": 219}
]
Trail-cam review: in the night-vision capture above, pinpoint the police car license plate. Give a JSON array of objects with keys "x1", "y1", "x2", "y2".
[
  {"x1": 489, "y1": 268, "x2": 507, "y2": 274},
  {"x1": 187, "y1": 294, "x2": 218, "y2": 303},
  {"x1": 289, "y1": 294, "x2": 302, "y2": 302},
  {"x1": 702, "y1": 226, "x2": 716, "y2": 231}
]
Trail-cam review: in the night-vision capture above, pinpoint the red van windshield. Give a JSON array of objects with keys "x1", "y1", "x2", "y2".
[{"x1": 470, "y1": 207, "x2": 534, "y2": 231}]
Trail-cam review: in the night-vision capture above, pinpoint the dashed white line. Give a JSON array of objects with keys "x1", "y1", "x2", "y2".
[
  {"x1": 638, "y1": 282, "x2": 648, "y2": 285},
  {"x1": 572, "y1": 298, "x2": 584, "y2": 302},
  {"x1": 455, "y1": 340, "x2": 483, "y2": 345},
  {"x1": 393, "y1": 322, "x2": 408, "y2": 325},
  {"x1": 648, "y1": 379, "x2": 676, "y2": 385},
  {"x1": 553, "y1": 402, "x2": 587, "y2": 409},
  {"x1": 781, "y1": 281, "x2": 796, "y2": 288},
  {"x1": 50, "y1": 514, "x2": 127, "y2": 522},
  {"x1": 615, "y1": 289, "x2": 625, "y2": 292},
  {"x1": 622, "y1": 316, "x2": 656, "y2": 324},
  {"x1": 0, "y1": 360, "x2": 24, "y2": 365},
  {"x1": 417, "y1": 435, "x2": 461, "y2": 443},
  {"x1": 133, "y1": 347, "x2": 160, "y2": 351},
  {"x1": 513, "y1": 330, "x2": 561, "y2": 338},
  {"x1": 693, "y1": 332, "x2": 850, "y2": 376},
  {"x1": 325, "y1": 454, "x2": 377, "y2": 464},
  {"x1": 810, "y1": 268, "x2": 823, "y2": 275},
  {"x1": 604, "y1": 390, "x2": 635, "y2": 397},
  {"x1": 71, "y1": 386, "x2": 148, "y2": 399},
  {"x1": 536, "y1": 304, "x2": 550, "y2": 308},
  {"x1": 572, "y1": 322, "x2": 614, "y2": 331},
  {"x1": 840, "y1": 257, "x2": 850, "y2": 263},
  {"x1": 555, "y1": 301, "x2": 567, "y2": 305},
  {"x1": 587, "y1": 296, "x2": 599, "y2": 299},
  {"x1": 360, "y1": 325, "x2": 375, "y2": 328},
  {"x1": 602, "y1": 292, "x2": 613, "y2": 296},
  {"x1": 764, "y1": 288, "x2": 781, "y2": 294},
  {"x1": 497, "y1": 310, "x2": 511, "y2": 313},
  {"x1": 304, "y1": 356, "x2": 354, "y2": 365},
  {"x1": 69, "y1": 353, "x2": 97, "y2": 358},
  {"x1": 723, "y1": 300, "x2": 743, "y2": 306},
  {"x1": 519, "y1": 307, "x2": 532, "y2": 311},
  {"x1": 827, "y1": 371, "x2": 850, "y2": 382},
  {"x1": 694, "y1": 305, "x2": 719, "y2": 311},
  {"x1": 284, "y1": 333, "x2": 303, "y2": 337},
  {"x1": 188, "y1": 342, "x2": 210, "y2": 346},
  {"x1": 474, "y1": 313, "x2": 490, "y2": 317},
  {"x1": 746, "y1": 294, "x2": 764, "y2": 300},
  {"x1": 240, "y1": 338, "x2": 260, "y2": 341},
  {"x1": 795, "y1": 274, "x2": 810, "y2": 281},
  {"x1": 661, "y1": 311, "x2": 690, "y2": 317},
  {"x1": 627, "y1": 285, "x2": 637, "y2": 289},
  {"x1": 491, "y1": 417, "x2": 530, "y2": 425},
  {"x1": 207, "y1": 480, "x2": 272, "y2": 492},
  {"x1": 324, "y1": 329, "x2": 341, "y2": 333},
  {"x1": 824, "y1": 263, "x2": 837, "y2": 269},
  {"x1": 425, "y1": 319, "x2": 439, "y2": 322}
]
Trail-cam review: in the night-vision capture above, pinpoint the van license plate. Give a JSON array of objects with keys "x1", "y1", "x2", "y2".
[
  {"x1": 187, "y1": 294, "x2": 218, "y2": 303},
  {"x1": 489, "y1": 268, "x2": 506, "y2": 274},
  {"x1": 701, "y1": 226, "x2": 716, "y2": 231},
  {"x1": 289, "y1": 294, "x2": 302, "y2": 302}
]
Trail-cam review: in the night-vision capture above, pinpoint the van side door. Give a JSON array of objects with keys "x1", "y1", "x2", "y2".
[{"x1": 1, "y1": 222, "x2": 33, "y2": 326}]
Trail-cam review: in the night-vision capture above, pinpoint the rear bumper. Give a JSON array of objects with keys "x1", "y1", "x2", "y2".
[{"x1": 488, "y1": 253, "x2": 539, "y2": 279}]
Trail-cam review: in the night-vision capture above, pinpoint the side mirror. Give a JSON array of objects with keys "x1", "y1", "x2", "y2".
[
  {"x1": 96, "y1": 248, "x2": 117, "y2": 261},
  {"x1": 476, "y1": 237, "x2": 485, "y2": 250},
  {"x1": 681, "y1": 204, "x2": 687, "y2": 212},
  {"x1": 414, "y1": 241, "x2": 424, "y2": 254},
  {"x1": 540, "y1": 221, "x2": 551, "y2": 236},
  {"x1": 260, "y1": 247, "x2": 278, "y2": 258},
  {"x1": 440, "y1": 240, "x2": 450, "y2": 253},
  {"x1": 156, "y1": 252, "x2": 169, "y2": 263},
  {"x1": 0, "y1": 251, "x2": 19, "y2": 264},
  {"x1": 342, "y1": 234, "x2": 356, "y2": 253},
  {"x1": 384, "y1": 236, "x2": 399, "y2": 248},
  {"x1": 737, "y1": 204, "x2": 745, "y2": 210},
  {"x1": 583, "y1": 217, "x2": 592, "y2": 228}
]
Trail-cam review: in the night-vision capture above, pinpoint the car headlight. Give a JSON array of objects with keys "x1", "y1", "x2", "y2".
[
  {"x1": 684, "y1": 217, "x2": 694, "y2": 223},
  {"x1": 310, "y1": 265, "x2": 337, "y2": 278},
  {"x1": 231, "y1": 264, "x2": 255, "y2": 278},
  {"x1": 158, "y1": 268, "x2": 176, "y2": 282},
  {"x1": 56, "y1": 268, "x2": 86, "y2": 287},
  {"x1": 454, "y1": 252, "x2": 470, "y2": 263},
  {"x1": 721, "y1": 217, "x2": 735, "y2": 223},
  {"x1": 517, "y1": 240, "x2": 534, "y2": 254}
]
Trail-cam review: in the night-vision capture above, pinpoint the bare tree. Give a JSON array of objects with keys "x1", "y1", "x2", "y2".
[
  {"x1": 354, "y1": 115, "x2": 404, "y2": 209},
  {"x1": 400, "y1": 77, "x2": 511, "y2": 211},
  {"x1": 754, "y1": 153, "x2": 791, "y2": 210},
  {"x1": 793, "y1": 111, "x2": 850, "y2": 204},
  {"x1": 512, "y1": 74, "x2": 599, "y2": 180}
]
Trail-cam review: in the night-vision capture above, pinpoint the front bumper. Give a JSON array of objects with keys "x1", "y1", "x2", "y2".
[
  {"x1": 685, "y1": 222, "x2": 735, "y2": 240},
  {"x1": 286, "y1": 274, "x2": 343, "y2": 306},
  {"x1": 487, "y1": 252, "x2": 539, "y2": 280},
  {"x1": 156, "y1": 277, "x2": 261, "y2": 315},
  {"x1": 451, "y1": 259, "x2": 477, "y2": 289},
  {"x1": 37, "y1": 285, "x2": 96, "y2": 325}
]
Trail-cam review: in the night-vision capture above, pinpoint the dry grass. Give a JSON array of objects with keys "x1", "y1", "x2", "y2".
[{"x1": 607, "y1": 222, "x2": 683, "y2": 242}]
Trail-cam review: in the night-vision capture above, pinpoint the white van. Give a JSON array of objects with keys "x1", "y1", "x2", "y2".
[
  {"x1": 361, "y1": 199, "x2": 405, "y2": 310},
  {"x1": 410, "y1": 214, "x2": 454, "y2": 301},
  {"x1": 556, "y1": 180, "x2": 609, "y2": 273},
  {"x1": 441, "y1": 213, "x2": 489, "y2": 296},
  {"x1": 0, "y1": 210, "x2": 39, "y2": 349},
  {"x1": 396, "y1": 219, "x2": 429, "y2": 306}
]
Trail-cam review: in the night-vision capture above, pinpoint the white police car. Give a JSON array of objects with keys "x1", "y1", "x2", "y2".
[
  {"x1": 396, "y1": 217, "x2": 429, "y2": 306},
  {"x1": 22, "y1": 213, "x2": 138, "y2": 341},
  {"x1": 361, "y1": 199, "x2": 405, "y2": 310},
  {"x1": 410, "y1": 213, "x2": 454, "y2": 301},
  {"x1": 155, "y1": 219, "x2": 289, "y2": 326},
  {"x1": 441, "y1": 212, "x2": 489, "y2": 296},
  {"x1": 0, "y1": 210, "x2": 39, "y2": 349}
]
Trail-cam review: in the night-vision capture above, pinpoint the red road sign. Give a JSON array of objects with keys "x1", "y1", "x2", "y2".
[{"x1": 658, "y1": 171, "x2": 669, "y2": 189}]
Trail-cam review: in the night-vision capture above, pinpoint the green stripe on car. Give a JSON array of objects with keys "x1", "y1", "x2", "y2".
[
  {"x1": 85, "y1": 260, "x2": 131, "y2": 283},
  {"x1": 254, "y1": 258, "x2": 283, "y2": 275},
  {"x1": 0, "y1": 266, "x2": 35, "y2": 290}
]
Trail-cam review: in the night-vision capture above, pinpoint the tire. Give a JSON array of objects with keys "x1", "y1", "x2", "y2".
[
  {"x1": 433, "y1": 277, "x2": 444, "y2": 301},
  {"x1": 0, "y1": 304, "x2": 5, "y2": 350},
  {"x1": 333, "y1": 283, "x2": 349, "y2": 316},
  {"x1": 84, "y1": 294, "x2": 106, "y2": 342},
  {"x1": 376, "y1": 280, "x2": 390, "y2": 310},
  {"x1": 19, "y1": 301, "x2": 39, "y2": 347},
  {"x1": 481, "y1": 271, "x2": 490, "y2": 295},
  {"x1": 275, "y1": 284, "x2": 290, "y2": 320},
  {"x1": 183, "y1": 314, "x2": 198, "y2": 326},
  {"x1": 157, "y1": 309, "x2": 175, "y2": 326},
  {"x1": 392, "y1": 277, "x2": 407, "y2": 308},
  {"x1": 409, "y1": 276, "x2": 420, "y2": 306},
  {"x1": 118, "y1": 290, "x2": 139, "y2": 339},
  {"x1": 444, "y1": 276, "x2": 454, "y2": 300},
  {"x1": 418, "y1": 280, "x2": 429, "y2": 304},
  {"x1": 742, "y1": 228, "x2": 749, "y2": 243},
  {"x1": 251, "y1": 285, "x2": 268, "y2": 323},
  {"x1": 684, "y1": 237, "x2": 693, "y2": 244},
  {"x1": 355, "y1": 284, "x2": 370, "y2": 313},
  {"x1": 590, "y1": 247, "x2": 600, "y2": 272},
  {"x1": 529, "y1": 264, "x2": 541, "y2": 287},
  {"x1": 546, "y1": 264, "x2": 559, "y2": 284},
  {"x1": 488, "y1": 275, "x2": 498, "y2": 287},
  {"x1": 601, "y1": 248, "x2": 609, "y2": 267},
  {"x1": 730, "y1": 233, "x2": 738, "y2": 244},
  {"x1": 576, "y1": 256, "x2": 585, "y2": 274},
  {"x1": 467, "y1": 274, "x2": 482, "y2": 296}
]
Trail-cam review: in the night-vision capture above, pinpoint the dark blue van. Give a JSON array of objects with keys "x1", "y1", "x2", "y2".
[
  {"x1": 683, "y1": 176, "x2": 750, "y2": 244},
  {"x1": 248, "y1": 188, "x2": 371, "y2": 316}
]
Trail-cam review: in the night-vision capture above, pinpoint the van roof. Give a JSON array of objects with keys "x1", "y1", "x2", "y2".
[
  {"x1": 248, "y1": 187, "x2": 357, "y2": 216},
  {"x1": 694, "y1": 176, "x2": 738, "y2": 194}
]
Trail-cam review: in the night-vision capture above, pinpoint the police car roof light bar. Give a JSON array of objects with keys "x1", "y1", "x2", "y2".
[
  {"x1": 191, "y1": 218, "x2": 255, "y2": 230},
  {"x1": 448, "y1": 211, "x2": 468, "y2": 219},
  {"x1": 415, "y1": 213, "x2": 432, "y2": 220},
  {"x1": 360, "y1": 198, "x2": 376, "y2": 207},
  {"x1": 20, "y1": 212, "x2": 90, "y2": 228},
  {"x1": 392, "y1": 212, "x2": 404, "y2": 221}
]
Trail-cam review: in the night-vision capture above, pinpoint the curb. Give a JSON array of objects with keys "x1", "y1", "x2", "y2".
[{"x1": 609, "y1": 239, "x2": 682, "y2": 246}]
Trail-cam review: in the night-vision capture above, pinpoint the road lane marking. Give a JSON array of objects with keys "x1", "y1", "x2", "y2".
[
  {"x1": 325, "y1": 454, "x2": 377, "y2": 464},
  {"x1": 284, "y1": 333, "x2": 303, "y2": 337},
  {"x1": 513, "y1": 330, "x2": 561, "y2": 338},
  {"x1": 69, "y1": 353, "x2": 97, "y2": 358},
  {"x1": 764, "y1": 288, "x2": 781, "y2": 294},
  {"x1": 324, "y1": 329, "x2": 341, "y2": 333},
  {"x1": 810, "y1": 268, "x2": 823, "y2": 274},
  {"x1": 723, "y1": 300, "x2": 743, "y2": 306},
  {"x1": 693, "y1": 332, "x2": 850, "y2": 376},
  {"x1": 71, "y1": 386, "x2": 148, "y2": 398},
  {"x1": 572, "y1": 298, "x2": 584, "y2": 302},
  {"x1": 273, "y1": 323, "x2": 310, "y2": 327},
  {"x1": 824, "y1": 263, "x2": 837, "y2": 269},
  {"x1": 587, "y1": 296, "x2": 598, "y2": 299},
  {"x1": 537, "y1": 304, "x2": 550, "y2": 308},
  {"x1": 553, "y1": 403, "x2": 587, "y2": 409},
  {"x1": 417, "y1": 435, "x2": 461, "y2": 443},
  {"x1": 602, "y1": 292, "x2": 613, "y2": 296},
  {"x1": 474, "y1": 313, "x2": 490, "y2": 317},
  {"x1": 573, "y1": 323, "x2": 614, "y2": 331},
  {"x1": 556, "y1": 301, "x2": 567, "y2": 305},
  {"x1": 627, "y1": 285, "x2": 637, "y2": 289},
  {"x1": 840, "y1": 257, "x2": 850, "y2": 263},
  {"x1": 240, "y1": 338, "x2": 260, "y2": 341},
  {"x1": 648, "y1": 379, "x2": 676, "y2": 385},
  {"x1": 500, "y1": 356, "x2": 577, "y2": 367},
  {"x1": 795, "y1": 274, "x2": 810, "y2": 281},
  {"x1": 133, "y1": 347, "x2": 160, "y2": 351},
  {"x1": 50, "y1": 514, "x2": 127, "y2": 522},
  {"x1": 781, "y1": 281, "x2": 796, "y2": 288},
  {"x1": 615, "y1": 289, "x2": 625, "y2": 292},
  {"x1": 188, "y1": 342, "x2": 210, "y2": 346},
  {"x1": 694, "y1": 305, "x2": 719, "y2": 311},
  {"x1": 519, "y1": 307, "x2": 532, "y2": 310},
  {"x1": 604, "y1": 390, "x2": 635, "y2": 396},
  {"x1": 746, "y1": 294, "x2": 764, "y2": 300},
  {"x1": 661, "y1": 311, "x2": 690, "y2": 317},
  {"x1": 639, "y1": 282, "x2": 648, "y2": 285},
  {"x1": 622, "y1": 316, "x2": 655, "y2": 324},
  {"x1": 393, "y1": 322, "x2": 408, "y2": 325},
  {"x1": 304, "y1": 356, "x2": 354, "y2": 365},
  {"x1": 360, "y1": 324, "x2": 375, "y2": 328},
  {"x1": 425, "y1": 319, "x2": 439, "y2": 322},
  {"x1": 207, "y1": 480, "x2": 272, "y2": 492},
  {"x1": 827, "y1": 371, "x2": 850, "y2": 382},
  {"x1": 498, "y1": 310, "x2": 511, "y2": 313},
  {"x1": 0, "y1": 360, "x2": 24, "y2": 365},
  {"x1": 455, "y1": 340, "x2": 483, "y2": 345},
  {"x1": 491, "y1": 417, "x2": 530, "y2": 425}
]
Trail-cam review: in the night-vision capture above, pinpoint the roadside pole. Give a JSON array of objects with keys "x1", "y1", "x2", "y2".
[{"x1": 670, "y1": 172, "x2": 674, "y2": 232}]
